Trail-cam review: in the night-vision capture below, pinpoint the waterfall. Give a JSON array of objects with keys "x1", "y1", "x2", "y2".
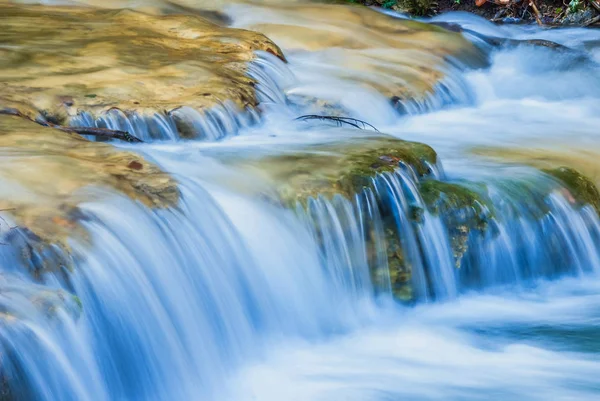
[
  {"x1": 71, "y1": 102, "x2": 259, "y2": 142},
  {"x1": 3, "y1": 3, "x2": 600, "y2": 400},
  {"x1": 0, "y1": 167, "x2": 374, "y2": 400},
  {"x1": 298, "y1": 165, "x2": 600, "y2": 303}
]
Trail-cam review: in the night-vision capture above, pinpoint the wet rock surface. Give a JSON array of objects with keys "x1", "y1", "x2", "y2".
[
  {"x1": 420, "y1": 179, "x2": 492, "y2": 268},
  {"x1": 0, "y1": 115, "x2": 179, "y2": 255},
  {"x1": 230, "y1": 2, "x2": 487, "y2": 107},
  {"x1": 474, "y1": 146, "x2": 600, "y2": 214},
  {"x1": 239, "y1": 135, "x2": 437, "y2": 205},
  {"x1": 0, "y1": 3, "x2": 284, "y2": 134}
]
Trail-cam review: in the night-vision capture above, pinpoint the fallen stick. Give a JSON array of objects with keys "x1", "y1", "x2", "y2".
[
  {"x1": 584, "y1": 15, "x2": 600, "y2": 27},
  {"x1": 295, "y1": 115, "x2": 380, "y2": 132},
  {"x1": 528, "y1": 0, "x2": 544, "y2": 26},
  {"x1": 0, "y1": 108, "x2": 143, "y2": 143},
  {"x1": 588, "y1": 0, "x2": 600, "y2": 13}
]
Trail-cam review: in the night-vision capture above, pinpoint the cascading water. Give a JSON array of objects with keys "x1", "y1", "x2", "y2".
[
  {"x1": 2, "y1": 2, "x2": 600, "y2": 400},
  {"x1": 0, "y1": 170, "x2": 370, "y2": 400},
  {"x1": 71, "y1": 100, "x2": 260, "y2": 142}
]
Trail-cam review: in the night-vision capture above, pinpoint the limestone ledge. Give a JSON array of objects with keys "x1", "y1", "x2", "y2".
[
  {"x1": 0, "y1": 115, "x2": 179, "y2": 263},
  {"x1": 0, "y1": 3, "x2": 284, "y2": 134},
  {"x1": 231, "y1": 2, "x2": 487, "y2": 105}
]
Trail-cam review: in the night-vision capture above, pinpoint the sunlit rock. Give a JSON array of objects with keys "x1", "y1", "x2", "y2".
[
  {"x1": 0, "y1": 3, "x2": 284, "y2": 138},
  {"x1": 242, "y1": 135, "x2": 437, "y2": 205},
  {"x1": 229, "y1": 2, "x2": 487, "y2": 110},
  {"x1": 0, "y1": 115, "x2": 178, "y2": 259}
]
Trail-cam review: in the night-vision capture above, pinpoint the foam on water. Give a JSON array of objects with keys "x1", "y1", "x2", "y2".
[{"x1": 226, "y1": 276, "x2": 600, "y2": 401}]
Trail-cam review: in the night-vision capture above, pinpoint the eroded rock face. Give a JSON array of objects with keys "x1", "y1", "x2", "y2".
[
  {"x1": 0, "y1": 3, "x2": 284, "y2": 135},
  {"x1": 0, "y1": 115, "x2": 179, "y2": 255}
]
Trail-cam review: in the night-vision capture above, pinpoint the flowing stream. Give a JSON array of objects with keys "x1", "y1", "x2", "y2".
[{"x1": 2, "y1": 4, "x2": 600, "y2": 401}]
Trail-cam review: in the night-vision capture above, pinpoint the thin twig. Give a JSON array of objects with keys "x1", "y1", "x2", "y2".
[
  {"x1": 0, "y1": 108, "x2": 143, "y2": 143},
  {"x1": 588, "y1": 0, "x2": 600, "y2": 13},
  {"x1": 528, "y1": 0, "x2": 544, "y2": 26},
  {"x1": 295, "y1": 115, "x2": 380, "y2": 132},
  {"x1": 584, "y1": 15, "x2": 600, "y2": 27}
]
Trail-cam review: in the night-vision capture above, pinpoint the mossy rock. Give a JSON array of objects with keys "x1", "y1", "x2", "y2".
[
  {"x1": 384, "y1": 226, "x2": 414, "y2": 301},
  {"x1": 544, "y1": 166, "x2": 600, "y2": 215},
  {"x1": 471, "y1": 146, "x2": 600, "y2": 215},
  {"x1": 420, "y1": 179, "x2": 492, "y2": 268},
  {"x1": 242, "y1": 135, "x2": 437, "y2": 206},
  {"x1": 250, "y1": 134, "x2": 440, "y2": 303},
  {"x1": 228, "y1": 134, "x2": 436, "y2": 302},
  {"x1": 420, "y1": 180, "x2": 490, "y2": 222}
]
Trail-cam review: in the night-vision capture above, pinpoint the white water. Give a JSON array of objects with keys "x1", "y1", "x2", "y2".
[{"x1": 3, "y1": 8, "x2": 600, "y2": 401}]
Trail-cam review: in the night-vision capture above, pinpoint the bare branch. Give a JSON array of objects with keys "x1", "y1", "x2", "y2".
[
  {"x1": 0, "y1": 108, "x2": 143, "y2": 143},
  {"x1": 295, "y1": 115, "x2": 380, "y2": 132}
]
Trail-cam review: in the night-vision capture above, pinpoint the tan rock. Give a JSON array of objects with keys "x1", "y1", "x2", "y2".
[
  {"x1": 0, "y1": 3, "x2": 284, "y2": 129},
  {"x1": 230, "y1": 2, "x2": 485, "y2": 104},
  {"x1": 0, "y1": 115, "x2": 178, "y2": 250}
]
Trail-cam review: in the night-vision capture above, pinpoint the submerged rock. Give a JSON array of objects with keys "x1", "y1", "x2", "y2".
[
  {"x1": 0, "y1": 3, "x2": 284, "y2": 137},
  {"x1": 0, "y1": 275, "x2": 82, "y2": 400},
  {"x1": 473, "y1": 146, "x2": 600, "y2": 215},
  {"x1": 544, "y1": 167, "x2": 600, "y2": 215},
  {"x1": 0, "y1": 277, "x2": 82, "y2": 322}
]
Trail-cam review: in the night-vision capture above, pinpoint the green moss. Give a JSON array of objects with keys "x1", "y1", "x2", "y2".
[
  {"x1": 420, "y1": 179, "x2": 492, "y2": 268},
  {"x1": 544, "y1": 166, "x2": 600, "y2": 215},
  {"x1": 420, "y1": 180, "x2": 489, "y2": 220},
  {"x1": 384, "y1": 226, "x2": 414, "y2": 302}
]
